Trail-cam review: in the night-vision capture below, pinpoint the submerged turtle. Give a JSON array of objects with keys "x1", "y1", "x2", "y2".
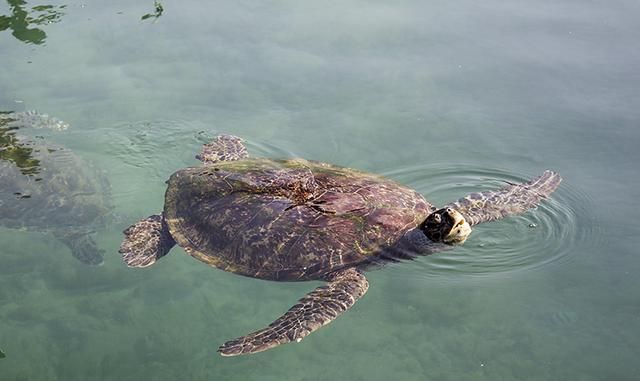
[
  {"x1": 120, "y1": 135, "x2": 561, "y2": 356},
  {"x1": 0, "y1": 111, "x2": 112, "y2": 265}
]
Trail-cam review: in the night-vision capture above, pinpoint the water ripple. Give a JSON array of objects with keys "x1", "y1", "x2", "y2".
[
  {"x1": 102, "y1": 126, "x2": 600, "y2": 280},
  {"x1": 103, "y1": 119, "x2": 205, "y2": 178},
  {"x1": 382, "y1": 163, "x2": 602, "y2": 281},
  {"x1": 103, "y1": 122, "x2": 299, "y2": 180}
]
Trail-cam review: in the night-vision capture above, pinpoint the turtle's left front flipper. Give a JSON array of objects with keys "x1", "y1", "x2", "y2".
[
  {"x1": 446, "y1": 170, "x2": 562, "y2": 226},
  {"x1": 218, "y1": 268, "x2": 369, "y2": 356}
]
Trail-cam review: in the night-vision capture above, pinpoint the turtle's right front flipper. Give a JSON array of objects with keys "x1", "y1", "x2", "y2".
[
  {"x1": 218, "y1": 268, "x2": 369, "y2": 356},
  {"x1": 446, "y1": 170, "x2": 562, "y2": 226},
  {"x1": 119, "y1": 214, "x2": 175, "y2": 267}
]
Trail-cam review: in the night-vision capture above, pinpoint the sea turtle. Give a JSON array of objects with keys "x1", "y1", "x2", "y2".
[
  {"x1": 0, "y1": 111, "x2": 112, "y2": 265},
  {"x1": 119, "y1": 135, "x2": 562, "y2": 356}
]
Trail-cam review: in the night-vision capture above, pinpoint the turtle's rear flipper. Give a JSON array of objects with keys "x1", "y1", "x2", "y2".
[
  {"x1": 56, "y1": 231, "x2": 105, "y2": 265},
  {"x1": 196, "y1": 135, "x2": 248, "y2": 164},
  {"x1": 446, "y1": 170, "x2": 562, "y2": 226},
  {"x1": 119, "y1": 214, "x2": 175, "y2": 268},
  {"x1": 218, "y1": 268, "x2": 369, "y2": 356}
]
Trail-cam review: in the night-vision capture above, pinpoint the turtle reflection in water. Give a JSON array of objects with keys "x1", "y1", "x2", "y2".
[
  {"x1": 120, "y1": 135, "x2": 562, "y2": 356},
  {"x1": 0, "y1": 111, "x2": 112, "y2": 265}
]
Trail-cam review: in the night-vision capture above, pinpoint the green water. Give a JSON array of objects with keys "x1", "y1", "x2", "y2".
[{"x1": 1, "y1": 0, "x2": 639, "y2": 380}]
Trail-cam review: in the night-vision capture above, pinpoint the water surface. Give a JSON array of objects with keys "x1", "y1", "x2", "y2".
[{"x1": 1, "y1": 1, "x2": 640, "y2": 380}]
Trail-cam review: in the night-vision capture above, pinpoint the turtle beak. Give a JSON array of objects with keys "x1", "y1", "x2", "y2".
[
  {"x1": 443, "y1": 208, "x2": 472, "y2": 244},
  {"x1": 448, "y1": 208, "x2": 466, "y2": 227}
]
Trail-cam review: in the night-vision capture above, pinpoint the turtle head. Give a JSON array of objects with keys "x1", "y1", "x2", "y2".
[{"x1": 420, "y1": 208, "x2": 472, "y2": 245}]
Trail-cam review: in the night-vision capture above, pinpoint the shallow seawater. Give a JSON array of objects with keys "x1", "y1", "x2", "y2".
[{"x1": 1, "y1": 1, "x2": 640, "y2": 380}]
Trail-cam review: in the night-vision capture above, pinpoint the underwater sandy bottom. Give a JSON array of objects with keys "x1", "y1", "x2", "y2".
[{"x1": 1, "y1": 219, "x2": 638, "y2": 381}]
